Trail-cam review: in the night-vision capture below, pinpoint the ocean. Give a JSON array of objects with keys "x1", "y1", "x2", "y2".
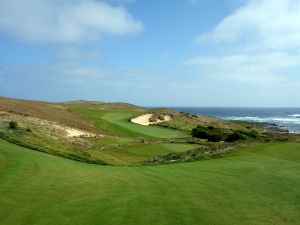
[{"x1": 172, "y1": 107, "x2": 300, "y2": 133}]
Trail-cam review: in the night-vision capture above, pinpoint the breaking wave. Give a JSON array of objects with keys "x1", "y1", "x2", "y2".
[
  {"x1": 288, "y1": 114, "x2": 300, "y2": 117},
  {"x1": 224, "y1": 116, "x2": 300, "y2": 125}
]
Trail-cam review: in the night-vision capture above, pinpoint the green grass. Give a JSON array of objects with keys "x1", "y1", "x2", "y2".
[
  {"x1": 1, "y1": 138, "x2": 300, "y2": 225},
  {"x1": 78, "y1": 142, "x2": 199, "y2": 165},
  {"x1": 97, "y1": 137, "x2": 135, "y2": 144},
  {"x1": 123, "y1": 143, "x2": 199, "y2": 156},
  {"x1": 0, "y1": 121, "x2": 194, "y2": 165},
  {"x1": 99, "y1": 143, "x2": 199, "y2": 164},
  {"x1": 71, "y1": 108, "x2": 187, "y2": 138}
]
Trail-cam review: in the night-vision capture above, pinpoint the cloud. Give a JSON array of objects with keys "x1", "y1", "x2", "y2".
[
  {"x1": 196, "y1": 0, "x2": 300, "y2": 50},
  {"x1": 185, "y1": 52, "x2": 300, "y2": 87},
  {"x1": 0, "y1": 0, "x2": 143, "y2": 44},
  {"x1": 188, "y1": 0, "x2": 300, "y2": 87}
]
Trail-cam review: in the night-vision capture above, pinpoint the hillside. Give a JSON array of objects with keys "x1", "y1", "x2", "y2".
[
  {"x1": 62, "y1": 100, "x2": 145, "y2": 111},
  {"x1": 0, "y1": 96, "x2": 97, "y2": 133},
  {"x1": 0, "y1": 96, "x2": 297, "y2": 165}
]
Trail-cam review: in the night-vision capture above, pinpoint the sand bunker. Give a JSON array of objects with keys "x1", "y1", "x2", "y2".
[
  {"x1": 64, "y1": 127, "x2": 97, "y2": 138},
  {"x1": 131, "y1": 114, "x2": 171, "y2": 126}
]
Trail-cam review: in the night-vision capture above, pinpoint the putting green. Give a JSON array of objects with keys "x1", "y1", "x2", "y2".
[
  {"x1": 0, "y1": 139, "x2": 300, "y2": 225},
  {"x1": 71, "y1": 108, "x2": 188, "y2": 138}
]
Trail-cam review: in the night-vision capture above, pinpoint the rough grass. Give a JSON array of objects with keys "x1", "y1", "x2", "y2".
[
  {"x1": 62, "y1": 100, "x2": 144, "y2": 111},
  {"x1": 1, "y1": 138, "x2": 300, "y2": 225},
  {"x1": 160, "y1": 113, "x2": 249, "y2": 132},
  {"x1": 0, "y1": 96, "x2": 97, "y2": 133}
]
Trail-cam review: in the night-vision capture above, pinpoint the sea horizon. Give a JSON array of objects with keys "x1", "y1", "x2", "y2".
[{"x1": 149, "y1": 107, "x2": 300, "y2": 133}]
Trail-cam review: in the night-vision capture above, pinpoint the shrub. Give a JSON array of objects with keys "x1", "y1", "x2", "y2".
[
  {"x1": 248, "y1": 130, "x2": 259, "y2": 138},
  {"x1": 26, "y1": 127, "x2": 32, "y2": 132},
  {"x1": 207, "y1": 126, "x2": 215, "y2": 130},
  {"x1": 192, "y1": 125, "x2": 208, "y2": 132},
  {"x1": 149, "y1": 117, "x2": 157, "y2": 122},
  {"x1": 225, "y1": 132, "x2": 246, "y2": 142},
  {"x1": 207, "y1": 134, "x2": 222, "y2": 142},
  {"x1": 192, "y1": 126, "x2": 209, "y2": 139},
  {"x1": 157, "y1": 114, "x2": 165, "y2": 121},
  {"x1": 192, "y1": 125, "x2": 222, "y2": 142},
  {"x1": 8, "y1": 121, "x2": 18, "y2": 129},
  {"x1": 192, "y1": 129, "x2": 209, "y2": 139}
]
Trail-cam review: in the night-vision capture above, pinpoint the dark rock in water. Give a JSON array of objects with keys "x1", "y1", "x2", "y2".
[
  {"x1": 265, "y1": 124, "x2": 289, "y2": 133},
  {"x1": 251, "y1": 122, "x2": 289, "y2": 133},
  {"x1": 264, "y1": 122, "x2": 277, "y2": 127}
]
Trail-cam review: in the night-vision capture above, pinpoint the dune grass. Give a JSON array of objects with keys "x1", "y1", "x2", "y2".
[
  {"x1": 71, "y1": 108, "x2": 187, "y2": 138},
  {"x1": 1, "y1": 138, "x2": 299, "y2": 225},
  {"x1": 0, "y1": 96, "x2": 97, "y2": 133}
]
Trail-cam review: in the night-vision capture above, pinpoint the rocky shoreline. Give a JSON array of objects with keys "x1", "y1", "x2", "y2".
[{"x1": 260, "y1": 122, "x2": 290, "y2": 133}]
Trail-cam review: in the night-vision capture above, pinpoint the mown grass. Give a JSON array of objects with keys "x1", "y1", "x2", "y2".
[
  {"x1": 1, "y1": 138, "x2": 299, "y2": 225},
  {"x1": 71, "y1": 108, "x2": 188, "y2": 138}
]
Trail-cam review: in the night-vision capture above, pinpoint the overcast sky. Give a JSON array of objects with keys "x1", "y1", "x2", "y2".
[{"x1": 0, "y1": 0, "x2": 300, "y2": 107}]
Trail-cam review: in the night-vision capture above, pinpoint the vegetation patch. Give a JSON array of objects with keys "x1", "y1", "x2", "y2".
[{"x1": 8, "y1": 121, "x2": 18, "y2": 129}]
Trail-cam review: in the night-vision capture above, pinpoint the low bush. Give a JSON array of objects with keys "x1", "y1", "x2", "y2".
[
  {"x1": 192, "y1": 126, "x2": 208, "y2": 138},
  {"x1": 207, "y1": 134, "x2": 222, "y2": 142},
  {"x1": 248, "y1": 130, "x2": 259, "y2": 138},
  {"x1": 192, "y1": 126, "x2": 222, "y2": 142},
  {"x1": 157, "y1": 114, "x2": 165, "y2": 121},
  {"x1": 8, "y1": 121, "x2": 18, "y2": 129},
  {"x1": 26, "y1": 127, "x2": 32, "y2": 132},
  {"x1": 149, "y1": 116, "x2": 157, "y2": 122},
  {"x1": 225, "y1": 132, "x2": 247, "y2": 142}
]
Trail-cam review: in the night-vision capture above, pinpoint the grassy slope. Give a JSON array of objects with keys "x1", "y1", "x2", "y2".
[
  {"x1": 71, "y1": 108, "x2": 187, "y2": 138},
  {"x1": 100, "y1": 143, "x2": 199, "y2": 164},
  {"x1": 0, "y1": 96, "x2": 97, "y2": 133},
  {"x1": 1, "y1": 138, "x2": 299, "y2": 225},
  {"x1": 0, "y1": 102, "x2": 193, "y2": 165}
]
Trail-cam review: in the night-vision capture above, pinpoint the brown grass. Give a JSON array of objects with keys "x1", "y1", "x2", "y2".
[
  {"x1": 62, "y1": 100, "x2": 144, "y2": 111},
  {"x1": 0, "y1": 96, "x2": 99, "y2": 133}
]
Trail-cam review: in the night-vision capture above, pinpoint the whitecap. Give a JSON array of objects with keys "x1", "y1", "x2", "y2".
[
  {"x1": 288, "y1": 114, "x2": 300, "y2": 117},
  {"x1": 224, "y1": 116, "x2": 300, "y2": 124}
]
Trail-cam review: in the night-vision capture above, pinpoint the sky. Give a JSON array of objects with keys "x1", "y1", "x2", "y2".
[{"x1": 0, "y1": 0, "x2": 300, "y2": 107}]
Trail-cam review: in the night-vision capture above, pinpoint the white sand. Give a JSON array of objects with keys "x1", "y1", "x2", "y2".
[
  {"x1": 65, "y1": 128, "x2": 97, "y2": 138},
  {"x1": 131, "y1": 114, "x2": 171, "y2": 126}
]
